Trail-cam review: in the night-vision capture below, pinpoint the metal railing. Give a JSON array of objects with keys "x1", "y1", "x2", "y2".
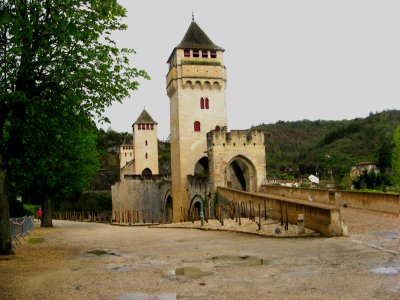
[{"x1": 10, "y1": 216, "x2": 34, "y2": 247}]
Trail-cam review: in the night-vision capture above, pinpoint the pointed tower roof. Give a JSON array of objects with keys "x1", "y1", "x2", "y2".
[
  {"x1": 133, "y1": 109, "x2": 157, "y2": 125},
  {"x1": 176, "y1": 21, "x2": 224, "y2": 51}
]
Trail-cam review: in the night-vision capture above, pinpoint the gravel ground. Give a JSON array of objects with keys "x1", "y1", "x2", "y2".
[{"x1": 0, "y1": 207, "x2": 398, "y2": 300}]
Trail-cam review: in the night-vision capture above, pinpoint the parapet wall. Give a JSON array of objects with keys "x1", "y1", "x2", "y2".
[
  {"x1": 218, "y1": 187, "x2": 343, "y2": 236},
  {"x1": 112, "y1": 176, "x2": 171, "y2": 224},
  {"x1": 207, "y1": 129, "x2": 265, "y2": 147},
  {"x1": 262, "y1": 185, "x2": 400, "y2": 215}
]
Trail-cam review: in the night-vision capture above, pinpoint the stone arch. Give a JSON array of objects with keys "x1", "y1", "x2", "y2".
[
  {"x1": 194, "y1": 156, "x2": 209, "y2": 177},
  {"x1": 141, "y1": 168, "x2": 152, "y2": 176},
  {"x1": 163, "y1": 191, "x2": 173, "y2": 223},
  {"x1": 184, "y1": 80, "x2": 193, "y2": 89},
  {"x1": 212, "y1": 81, "x2": 220, "y2": 89},
  {"x1": 204, "y1": 81, "x2": 211, "y2": 89},
  {"x1": 189, "y1": 195, "x2": 204, "y2": 221},
  {"x1": 225, "y1": 155, "x2": 257, "y2": 192},
  {"x1": 194, "y1": 81, "x2": 202, "y2": 89}
]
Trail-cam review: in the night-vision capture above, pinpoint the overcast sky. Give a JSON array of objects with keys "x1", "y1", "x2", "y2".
[{"x1": 100, "y1": 0, "x2": 400, "y2": 140}]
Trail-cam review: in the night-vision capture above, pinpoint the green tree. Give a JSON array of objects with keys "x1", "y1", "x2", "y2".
[
  {"x1": 9, "y1": 97, "x2": 100, "y2": 227},
  {"x1": 377, "y1": 137, "x2": 392, "y2": 174},
  {"x1": 392, "y1": 125, "x2": 400, "y2": 186},
  {"x1": 0, "y1": 0, "x2": 148, "y2": 254}
]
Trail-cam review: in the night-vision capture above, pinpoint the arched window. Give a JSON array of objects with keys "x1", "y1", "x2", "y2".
[
  {"x1": 194, "y1": 121, "x2": 201, "y2": 132},
  {"x1": 200, "y1": 97, "x2": 204, "y2": 109},
  {"x1": 205, "y1": 98, "x2": 209, "y2": 109},
  {"x1": 215, "y1": 126, "x2": 221, "y2": 131}
]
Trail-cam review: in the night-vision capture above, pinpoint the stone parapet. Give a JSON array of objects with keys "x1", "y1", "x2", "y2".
[{"x1": 207, "y1": 129, "x2": 265, "y2": 147}]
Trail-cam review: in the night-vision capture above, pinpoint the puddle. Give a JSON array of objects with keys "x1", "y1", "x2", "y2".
[
  {"x1": 173, "y1": 267, "x2": 212, "y2": 279},
  {"x1": 371, "y1": 267, "x2": 398, "y2": 275},
  {"x1": 87, "y1": 250, "x2": 120, "y2": 256},
  {"x1": 117, "y1": 293, "x2": 176, "y2": 300},
  {"x1": 109, "y1": 265, "x2": 131, "y2": 272},
  {"x1": 373, "y1": 232, "x2": 400, "y2": 239},
  {"x1": 211, "y1": 255, "x2": 265, "y2": 267}
]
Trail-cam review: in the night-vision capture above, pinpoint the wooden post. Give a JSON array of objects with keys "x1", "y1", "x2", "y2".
[
  {"x1": 264, "y1": 199, "x2": 267, "y2": 220},
  {"x1": 221, "y1": 204, "x2": 224, "y2": 226},
  {"x1": 238, "y1": 203, "x2": 241, "y2": 226},
  {"x1": 285, "y1": 203, "x2": 289, "y2": 230},
  {"x1": 249, "y1": 201, "x2": 252, "y2": 220}
]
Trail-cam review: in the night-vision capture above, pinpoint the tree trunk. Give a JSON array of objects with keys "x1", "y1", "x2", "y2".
[
  {"x1": 42, "y1": 193, "x2": 53, "y2": 227},
  {"x1": 0, "y1": 165, "x2": 12, "y2": 254}
]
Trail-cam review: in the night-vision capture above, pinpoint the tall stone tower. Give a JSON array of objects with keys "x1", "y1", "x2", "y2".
[
  {"x1": 166, "y1": 20, "x2": 227, "y2": 221},
  {"x1": 132, "y1": 109, "x2": 159, "y2": 175}
]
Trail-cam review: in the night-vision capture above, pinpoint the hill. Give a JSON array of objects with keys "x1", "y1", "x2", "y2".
[{"x1": 253, "y1": 110, "x2": 400, "y2": 183}]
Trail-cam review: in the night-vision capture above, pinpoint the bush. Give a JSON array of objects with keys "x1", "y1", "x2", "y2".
[
  {"x1": 352, "y1": 170, "x2": 391, "y2": 191},
  {"x1": 9, "y1": 198, "x2": 26, "y2": 218}
]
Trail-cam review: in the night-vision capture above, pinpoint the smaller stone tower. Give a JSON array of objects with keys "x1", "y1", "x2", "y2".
[
  {"x1": 132, "y1": 109, "x2": 159, "y2": 175},
  {"x1": 119, "y1": 142, "x2": 133, "y2": 169}
]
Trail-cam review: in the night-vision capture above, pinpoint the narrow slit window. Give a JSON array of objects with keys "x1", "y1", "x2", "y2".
[
  {"x1": 205, "y1": 98, "x2": 209, "y2": 109},
  {"x1": 194, "y1": 121, "x2": 201, "y2": 132},
  {"x1": 200, "y1": 97, "x2": 205, "y2": 109},
  {"x1": 145, "y1": 140, "x2": 148, "y2": 146},
  {"x1": 145, "y1": 153, "x2": 148, "y2": 159}
]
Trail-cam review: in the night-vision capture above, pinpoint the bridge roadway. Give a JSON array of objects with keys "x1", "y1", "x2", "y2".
[{"x1": 217, "y1": 186, "x2": 343, "y2": 236}]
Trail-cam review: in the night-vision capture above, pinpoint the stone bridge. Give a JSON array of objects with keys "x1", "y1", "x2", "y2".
[{"x1": 217, "y1": 187, "x2": 344, "y2": 236}]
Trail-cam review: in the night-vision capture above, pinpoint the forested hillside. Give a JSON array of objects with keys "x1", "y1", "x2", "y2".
[{"x1": 254, "y1": 110, "x2": 400, "y2": 183}]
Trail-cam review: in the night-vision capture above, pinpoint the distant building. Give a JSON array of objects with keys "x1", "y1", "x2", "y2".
[{"x1": 350, "y1": 162, "x2": 379, "y2": 178}]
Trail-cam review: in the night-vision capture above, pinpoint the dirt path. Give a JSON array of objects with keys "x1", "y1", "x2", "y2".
[{"x1": 0, "y1": 208, "x2": 399, "y2": 300}]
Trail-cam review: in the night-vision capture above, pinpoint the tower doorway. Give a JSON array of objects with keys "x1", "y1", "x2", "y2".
[
  {"x1": 194, "y1": 156, "x2": 209, "y2": 177},
  {"x1": 225, "y1": 155, "x2": 257, "y2": 192},
  {"x1": 164, "y1": 194, "x2": 173, "y2": 223}
]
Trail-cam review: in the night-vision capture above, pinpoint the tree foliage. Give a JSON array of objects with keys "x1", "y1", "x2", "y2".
[
  {"x1": 0, "y1": 0, "x2": 148, "y2": 253},
  {"x1": 392, "y1": 125, "x2": 400, "y2": 186},
  {"x1": 352, "y1": 170, "x2": 391, "y2": 190}
]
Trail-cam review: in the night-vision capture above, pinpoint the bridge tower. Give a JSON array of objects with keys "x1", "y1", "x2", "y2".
[
  {"x1": 132, "y1": 109, "x2": 159, "y2": 175},
  {"x1": 166, "y1": 19, "x2": 227, "y2": 221}
]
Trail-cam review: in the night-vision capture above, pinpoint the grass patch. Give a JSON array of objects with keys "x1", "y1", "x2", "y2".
[{"x1": 28, "y1": 237, "x2": 44, "y2": 244}]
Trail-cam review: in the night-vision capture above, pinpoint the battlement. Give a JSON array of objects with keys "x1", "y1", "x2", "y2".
[{"x1": 207, "y1": 129, "x2": 265, "y2": 148}]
